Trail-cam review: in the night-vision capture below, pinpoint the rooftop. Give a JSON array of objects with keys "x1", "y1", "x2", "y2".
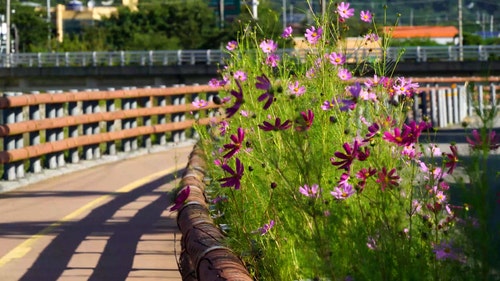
[{"x1": 384, "y1": 26, "x2": 459, "y2": 38}]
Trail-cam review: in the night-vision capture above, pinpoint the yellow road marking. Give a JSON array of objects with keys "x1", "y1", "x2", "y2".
[{"x1": 0, "y1": 166, "x2": 179, "y2": 268}]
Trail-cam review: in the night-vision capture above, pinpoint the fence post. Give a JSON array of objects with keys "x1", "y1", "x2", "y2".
[
  {"x1": 430, "y1": 87, "x2": 438, "y2": 127},
  {"x1": 467, "y1": 85, "x2": 474, "y2": 117},
  {"x1": 29, "y1": 91, "x2": 42, "y2": 174},
  {"x1": 452, "y1": 87, "x2": 459, "y2": 124},
  {"x1": 92, "y1": 90, "x2": 101, "y2": 159},
  {"x1": 490, "y1": 83, "x2": 497, "y2": 107},
  {"x1": 2, "y1": 92, "x2": 22, "y2": 180},
  {"x1": 457, "y1": 85, "x2": 467, "y2": 122},
  {"x1": 68, "y1": 89, "x2": 80, "y2": 164},
  {"x1": 106, "y1": 88, "x2": 116, "y2": 155},
  {"x1": 143, "y1": 86, "x2": 153, "y2": 149},
  {"x1": 438, "y1": 88, "x2": 447, "y2": 127},
  {"x1": 171, "y1": 84, "x2": 186, "y2": 142},
  {"x1": 157, "y1": 85, "x2": 167, "y2": 145},
  {"x1": 412, "y1": 92, "x2": 420, "y2": 122},
  {"x1": 83, "y1": 90, "x2": 95, "y2": 160},
  {"x1": 420, "y1": 90, "x2": 428, "y2": 122},
  {"x1": 191, "y1": 84, "x2": 200, "y2": 139},
  {"x1": 122, "y1": 87, "x2": 132, "y2": 152},
  {"x1": 478, "y1": 85, "x2": 484, "y2": 114},
  {"x1": 45, "y1": 90, "x2": 59, "y2": 169},
  {"x1": 130, "y1": 87, "x2": 139, "y2": 151}
]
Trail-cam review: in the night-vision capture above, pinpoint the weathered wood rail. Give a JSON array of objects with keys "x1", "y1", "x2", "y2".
[
  {"x1": 0, "y1": 84, "x2": 222, "y2": 182},
  {"x1": 174, "y1": 144, "x2": 253, "y2": 280}
]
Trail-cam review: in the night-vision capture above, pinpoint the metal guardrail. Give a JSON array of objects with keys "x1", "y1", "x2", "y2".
[{"x1": 0, "y1": 45, "x2": 499, "y2": 68}]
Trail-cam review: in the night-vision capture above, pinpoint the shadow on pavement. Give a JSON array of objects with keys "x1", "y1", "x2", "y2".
[{"x1": 18, "y1": 170, "x2": 183, "y2": 281}]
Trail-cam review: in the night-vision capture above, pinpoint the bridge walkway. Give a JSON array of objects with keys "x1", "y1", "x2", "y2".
[{"x1": 0, "y1": 143, "x2": 194, "y2": 281}]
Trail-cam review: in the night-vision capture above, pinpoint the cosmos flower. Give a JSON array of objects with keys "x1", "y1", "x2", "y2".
[
  {"x1": 337, "y1": 2, "x2": 355, "y2": 19},
  {"x1": 219, "y1": 157, "x2": 244, "y2": 190},
  {"x1": 305, "y1": 26, "x2": 322, "y2": 45},
  {"x1": 170, "y1": 186, "x2": 190, "y2": 211},
  {"x1": 282, "y1": 26, "x2": 293, "y2": 38},
  {"x1": 226, "y1": 40, "x2": 238, "y2": 51}
]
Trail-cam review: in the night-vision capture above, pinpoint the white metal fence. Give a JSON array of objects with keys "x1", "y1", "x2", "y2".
[{"x1": 1, "y1": 45, "x2": 499, "y2": 68}]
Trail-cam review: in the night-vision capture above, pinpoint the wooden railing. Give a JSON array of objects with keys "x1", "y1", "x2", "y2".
[{"x1": 0, "y1": 84, "x2": 222, "y2": 183}]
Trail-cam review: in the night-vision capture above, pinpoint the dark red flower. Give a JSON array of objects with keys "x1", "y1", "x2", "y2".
[
  {"x1": 170, "y1": 185, "x2": 191, "y2": 211},
  {"x1": 225, "y1": 80, "x2": 244, "y2": 118},
  {"x1": 376, "y1": 167, "x2": 400, "y2": 191},
  {"x1": 295, "y1": 109, "x2": 314, "y2": 131},
  {"x1": 223, "y1": 127, "x2": 245, "y2": 159},
  {"x1": 445, "y1": 145, "x2": 459, "y2": 175},
  {"x1": 256, "y1": 74, "x2": 275, "y2": 110},
  {"x1": 258, "y1": 117, "x2": 292, "y2": 131},
  {"x1": 219, "y1": 158, "x2": 244, "y2": 190}
]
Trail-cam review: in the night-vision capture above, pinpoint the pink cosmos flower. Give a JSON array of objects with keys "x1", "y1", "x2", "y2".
[
  {"x1": 331, "y1": 174, "x2": 355, "y2": 200},
  {"x1": 329, "y1": 52, "x2": 346, "y2": 65},
  {"x1": 226, "y1": 40, "x2": 238, "y2": 51},
  {"x1": 258, "y1": 220, "x2": 275, "y2": 235},
  {"x1": 259, "y1": 39, "x2": 278, "y2": 53},
  {"x1": 433, "y1": 240, "x2": 465, "y2": 262},
  {"x1": 288, "y1": 81, "x2": 306, "y2": 96},
  {"x1": 282, "y1": 26, "x2": 293, "y2": 38},
  {"x1": 233, "y1": 70, "x2": 247, "y2": 81},
  {"x1": 265, "y1": 53, "x2": 280, "y2": 67},
  {"x1": 360, "y1": 10, "x2": 372, "y2": 23},
  {"x1": 192, "y1": 99, "x2": 208, "y2": 108},
  {"x1": 365, "y1": 33, "x2": 379, "y2": 42},
  {"x1": 299, "y1": 184, "x2": 320, "y2": 198},
  {"x1": 337, "y1": 2, "x2": 355, "y2": 19},
  {"x1": 337, "y1": 68, "x2": 352, "y2": 80},
  {"x1": 393, "y1": 77, "x2": 419, "y2": 97},
  {"x1": 321, "y1": 98, "x2": 337, "y2": 111},
  {"x1": 305, "y1": 26, "x2": 322, "y2": 45}
]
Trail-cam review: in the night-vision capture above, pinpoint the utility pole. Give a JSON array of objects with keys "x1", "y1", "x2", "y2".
[
  {"x1": 6, "y1": 0, "x2": 10, "y2": 56},
  {"x1": 458, "y1": 0, "x2": 463, "y2": 61},
  {"x1": 219, "y1": 0, "x2": 224, "y2": 28},
  {"x1": 47, "y1": 0, "x2": 51, "y2": 51}
]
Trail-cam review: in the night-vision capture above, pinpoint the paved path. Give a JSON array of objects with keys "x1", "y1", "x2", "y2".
[{"x1": 0, "y1": 143, "x2": 195, "y2": 281}]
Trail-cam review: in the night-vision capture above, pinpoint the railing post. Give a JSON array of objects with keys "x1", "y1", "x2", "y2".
[
  {"x1": 420, "y1": 90, "x2": 428, "y2": 121},
  {"x1": 206, "y1": 49, "x2": 212, "y2": 65},
  {"x1": 177, "y1": 50, "x2": 182, "y2": 66},
  {"x1": 412, "y1": 92, "x2": 420, "y2": 122},
  {"x1": 156, "y1": 85, "x2": 167, "y2": 145},
  {"x1": 120, "y1": 51, "x2": 125, "y2": 67},
  {"x1": 143, "y1": 87, "x2": 153, "y2": 149},
  {"x1": 45, "y1": 90, "x2": 59, "y2": 169},
  {"x1": 457, "y1": 85, "x2": 467, "y2": 122},
  {"x1": 29, "y1": 91, "x2": 42, "y2": 174},
  {"x1": 68, "y1": 89, "x2": 80, "y2": 164},
  {"x1": 171, "y1": 84, "x2": 186, "y2": 142},
  {"x1": 92, "y1": 51, "x2": 97, "y2": 67},
  {"x1": 478, "y1": 85, "x2": 484, "y2": 113},
  {"x1": 452, "y1": 87, "x2": 459, "y2": 124},
  {"x1": 149, "y1": 50, "x2": 154, "y2": 66},
  {"x1": 490, "y1": 83, "x2": 497, "y2": 108},
  {"x1": 65, "y1": 52, "x2": 70, "y2": 66},
  {"x1": 430, "y1": 87, "x2": 438, "y2": 127},
  {"x1": 91, "y1": 91, "x2": 101, "y2": 159},
  {"x1": 122, "y1": 87, "x2": 132, "y2": 152},
  {"x1": 106, "y1": 88, "x2": 117, "y2": 155},
  {"x1": 130, "y1": 87, "x2": 139, "y2": 151},
  {"x1": 467, "y1": 85, "x2": 474, "y2": 117},
  {"x1": 83, "y1": 90, "x2": 95, "y2": 160},
  {"x1": 2, "y1": 92, "x2": 22, "y2": 180},
  {"x1": 191, "y1": 84, "x2": 200, "y2": 139},
  {"x1": 437, "y1": 88, "x2": 447, "y2": 127}
]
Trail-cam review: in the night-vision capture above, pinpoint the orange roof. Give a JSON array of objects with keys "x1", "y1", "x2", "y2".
[{"x1": 383, "y1": 26, "x2": 459, "y2": 38}]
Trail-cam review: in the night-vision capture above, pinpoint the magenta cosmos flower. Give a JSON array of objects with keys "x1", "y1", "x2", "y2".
[
  {"x1": 258, "y1": 220, "x2": 275, "y2": 235},
  {"x1": 337, "y1": 2, "x2": 355, "y2": 20},
  {"x1": 223, "y1": 127, "x2": 245, "y2": 159},
  {"x1": 265, "y1": 53, "x2": 280, "y2": 67},
  {"x1": 299, "y1": 184, "x2": 320, "y2": 198},
  {"x1": 256, "y1": 74, "x2": 275, "y2": 110},
  {"x1": 295, "y1": 109, "x2": 314, "y2": 131},
  {"x1": 466, "y1": 129, "x2": 500, "y2": 150},
  {"x1": 376, "y1": 167, "x2": 400, "y2": 191},
  {"x1": 219, "y1": 157, "x2": 244, "y2": 190},
  {"x1": 225, "y1": 80, "x2": 244, "y2": 118},
  {"x1": 360, "y1": 10, "x2": 372, "y2": 23},
  {"x1": 305, "y1": 26, "x2": 322, "y2": 45},
  {"x1": 170, "y1": 185, "x2": 190, "y2": 211},
  {"x1": 259, "y1": 39, "x2": 278, "y2": 54},
  {"x1": 282, "y1": 26, "x2": 293, "y2": 38}
]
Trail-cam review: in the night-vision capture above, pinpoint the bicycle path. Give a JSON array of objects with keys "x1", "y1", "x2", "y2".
[{"x1": 0, "y1": 143, "x2": 195, "y2": 281}]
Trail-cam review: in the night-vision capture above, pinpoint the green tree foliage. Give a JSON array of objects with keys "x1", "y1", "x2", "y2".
[{"x1": 10, "y1": 6, "x2": 50, "y2": 52}]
